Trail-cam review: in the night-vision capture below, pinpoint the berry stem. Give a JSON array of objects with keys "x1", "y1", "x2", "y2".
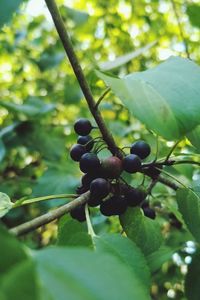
[
  {"x1": 85, "y1": 204, "x2": 96, "y2": 238},
  {"x1": 95, "y1": 87, "x2": 111, "y2": 109},
  {"x1": 44, "y1": 0, "x2": 120, "y2": 157},
  {"x1": 13, "y1": 194, "x2": 77, "y2": 208},
  {"x1": 165, "y1": 140, "x2": 181, "y2": 162}
]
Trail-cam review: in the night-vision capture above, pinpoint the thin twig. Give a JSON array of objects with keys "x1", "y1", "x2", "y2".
[
  {"x1": 170, "y1": 0, "x2": 190, "y2": 58},
  {"x1": 9, "y1": 191, "x2": 90, "y2": 236},
  {"x1": 172, "y1": 160, "x2": 200, "y2": 166},
  {"x1": 13, "y1": 194, "x2": 77, "y2": 207},
  {"x1": 95, "y1": 87, "x2": 111, "y2": 109},
  {"x1": 147, "y1": 178, "x2": 159, "y2": 194},
  {"x1": 165, "y1": 140, "x2": 181, "y2": 162},
  {"x1": 142, "y1": 159, "x2": 200, "y2": 168},
  {"x1": 157, "y1": 175, "x2": 179, "y2": 190},
  {"x1": 44, "y1": 0, "x2": 120, "y2": 156}
]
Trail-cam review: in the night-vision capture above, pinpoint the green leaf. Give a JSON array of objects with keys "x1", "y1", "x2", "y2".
[
  {"x1": 35, "y1": 247, "x2": 151, "y2": 300},
  {"x1": 99, "y1": 41, "x2": 156, "y2": 71},
  {"x1": 0, "y1": 224, "x2": 28, "y2": 275},
  {"x1": 32, "y1": 163, "x2": 79, "y2": 199},
  {"x1": 97, "y1": 57, "x2": 200, "y2": 140},
  {"x1": 0, "y1": 0, "x2": 23, "y2": 28},
  {"x1": 187, "y1": 4, "x2": 200, "y2": 28},
  {"x1": 0, "y1": 193, "x2": 13, "y2": 218},
  {"x1": 185, "y1": 251, "x2": 200, "y2": 300},
  {"x1": 187, "y1": 125, "x2": 200, "y2": 153},
  {"x1": 1, "y1": 260, "x2": 38, "y2": 300},
  {"x1": 37, "y1": 53, "x2": 65, "y2": 71},
  {"x1": 0, "y1": 97, "x2": 55, "y2": 117},
  {"x1": 94, "y1": 233, "x2": 151, "y2": 288},
  {"x1": 57, "y1": 215, "x2": 93, "y2": 248},
  {"x1": 120, "y1": 208, "x2": 163, "y2": 255},
  {"x1": 0, "y1": 139, "x2": 6, "y2": 162},
  {"x1": 16, "y1": 122, "x2": 66, "y2": 160},
  {"x1": 146, "y1": 246, "x2": 175, "y2": 273},
  {"x1": 61, "y1": 6, "x2": 89, "y2": 26},
  {"x1": 177, "y1": 188, "x2": 200, "y2": 243}
]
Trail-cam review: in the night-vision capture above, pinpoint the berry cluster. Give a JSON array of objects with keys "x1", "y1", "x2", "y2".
[{"x1": 69, "y1": 118, "x2": 156, "y2": 222}]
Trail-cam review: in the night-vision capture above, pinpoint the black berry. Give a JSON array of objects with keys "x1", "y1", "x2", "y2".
[
  {"x1": 141, "y1": 200, "x2": 149, "y2": 209},
  {"x1": 100, "y1": 196, "x2": 127, "y2": 216},
  {"x1": 70, "y1": 205, "x2": 86, "y2": 222},
  {"x1": 90, "y1": 178, "x2": 110, "y2": 199},
  {"x1": 122, "y1": 154, "x2": 141, "y2": 173},
  {"x1": 124, "y1": 188, "x2": 146, "y2": 207},
  {"x1": 130, "y1": 141, "x2": 151, "y2": 159},
  {"x1": 79, "y1": 153, "x2": 101, "y2": 173},
  {"x1": 88, "y1": 195, "x2": 103, "y2": 207},
  {"x1": 74, "y1": 118, "x2": 92, "y2": 136},
  {"x1": 77, "y1": 135, "x2": 94, "y2": 152},
  {"x1": 70, "y1": 144, "x2": 86, "y2": 161},
  {"x1": 101, "y1": 156, "x2": 122, "y2": 179},
  {"x1": 142, "y1": 207, "x2": 156, "y2": 220},
  {"x1": 81, "y1": 173, "x2": 98, "y2": 188}
]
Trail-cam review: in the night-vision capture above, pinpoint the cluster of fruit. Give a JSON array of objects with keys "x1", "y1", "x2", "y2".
[{"x1": 69, "y1": 118, "x2": 156, "y2": 222}]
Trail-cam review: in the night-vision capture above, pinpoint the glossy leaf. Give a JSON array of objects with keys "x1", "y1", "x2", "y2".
[
  {"x1": 1, "y1": 260, "x2": 38, "y2": 300},
  {"x1": 185, "y1": 251, "x2": 200, "y2": 300},
  {"x1": 0, "y1": 97, "x2": 55, "y2": 117},
  {"x1": 61, "y1": 5, "x2": 89, "y2": 26},
  {"x1": 0, "y1": 0, "x2": 23, "y2": 28},
  {"x1": 0, "y1": 224, "x2": 28, "y2": 275},
  {"x1": 187, "y1": 4, "x2": 200, "y2": 28},
  {"x1": 35, "y1": 247, "x2": 151, "y2": 300},
  {"x1": 0, "y1": 139, "x2": 6, "y2": 162},
  {"x1": 57, "y1": 215, "x2": 93, "y2": 248},
  {"x1": 97, "y1": 57, "x2": 200, "y2": 140},
  {"x1": 16, "y1": 122, "x2": 66, "y2": 160},
  {"x1": 120, "y1": 208, "x2": 163, "y2": 255},
  {"x1": 99, "y1": 41, "x2": 156, "y2": 71},
  {"x1": 0, "y1": 193, "x2": 13, "y2": 218},
  {"x1": 32, "y1": 163, "x2": 79, "y2": 198},
  {"x1": 177, "y1": 188, "x2": 200, "y2": 243},
  {"x1": 146, "y1": 246, "x2": 175, "y2": 273},
  {"x1": 94, "y1": 233, "x2": 151, "y2": 288},
  {"x1": 187, "y1": 125, "x2": 200, "y2": 153}
]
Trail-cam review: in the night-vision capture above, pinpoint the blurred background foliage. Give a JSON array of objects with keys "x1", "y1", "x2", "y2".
[{"x1": 0, "y1": 1, "x2": 200, "y2": 298}]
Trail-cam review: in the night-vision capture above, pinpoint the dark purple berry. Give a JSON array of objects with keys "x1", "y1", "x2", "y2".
[
  {"x1": 74, "y1": 118, "x2": 92, "y2": 136},
  {"x1": 100, "y1": 196, "x2": 127, "y2": 216},
  {"x1": 124, "y1": 188, "x2": 146, "y2": 207},
  {"x1": 88, "y1": 195, "x2": 103, "y2": 207},
  {"x1": 122, "y1": 154, "x2": 141, "y2": 173},
  {"x1": 100, "y1": 197, "x2": 115, "y2": 216},
  {"x1": 101, "y1": 156, "x2": 122, "y2": 179},
  {"x1": 81, "y1": 173, "x2": 98, "y2": 188},
  {"x1": 77, "y1": 135, "x2": 94, "y2": 152},
  {"x1": 130, "y1": 141, "x2": 151, "y2": 159},
  {"x1": 70, "y1": 205, "x2": 86, "y2": 222},
  {"x1": 141, "y1": 200, "x2": 149, "y2": 209},
  {"x1": 70, "y1": 144, "x2": 86, "y2": 161},
  {"x1": 90, "y1": 178, "x2": 110, "y2": 200},
  {"x1": 79, "y1": 153, "x2": 101, "y2": 173},
  {"x1": 142, "y1": 207, "x2": 156, "y2": 220}
]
